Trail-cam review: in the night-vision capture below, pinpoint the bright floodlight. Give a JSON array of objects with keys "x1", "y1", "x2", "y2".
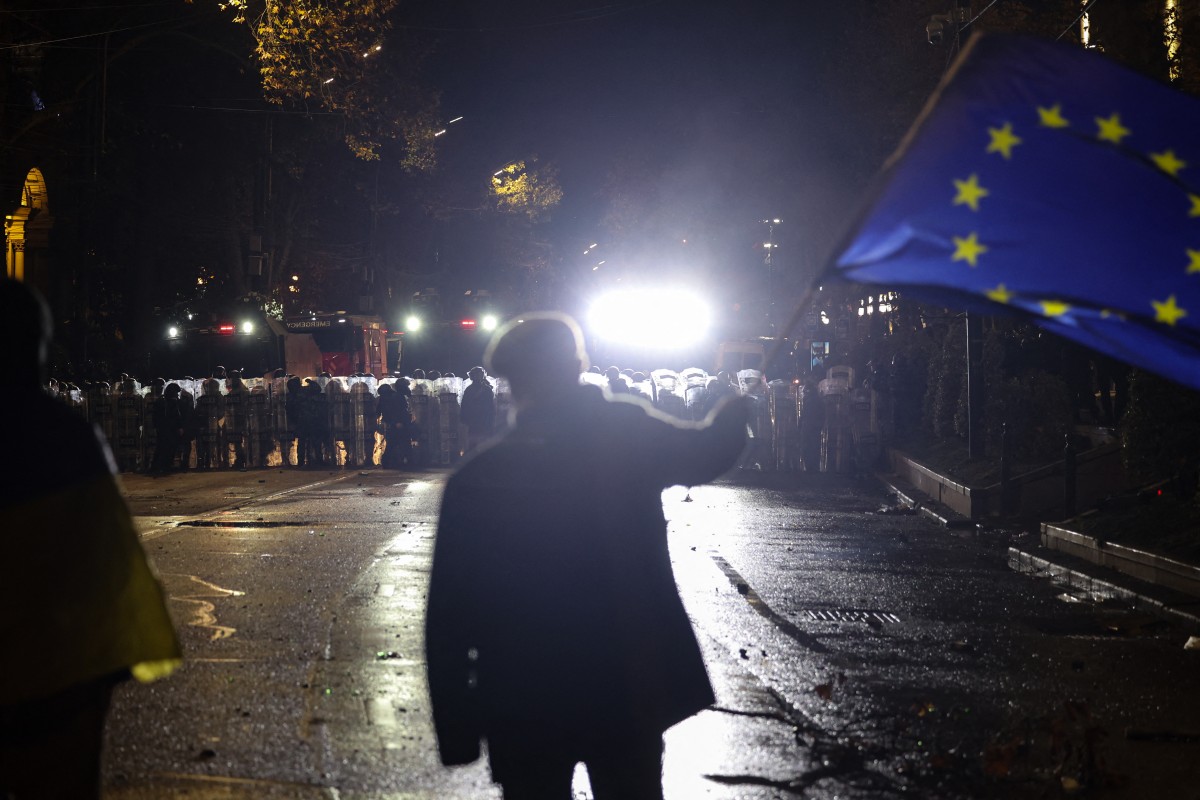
[
  {"x1": 167, "y1": 325, "x2": 179, "y2": 339},
  {"x1": 405, "y1": 315, "x2": 422, "y2": 332},
  {"x1": 481, "y1": 314, "x2": 499, "y2": 331},
  {"x1": 241, "y1": 320, "x2": 255, "y2": 334},
  {"x1": 588, "y1": 288, "x2": 711, "y2": 349}
]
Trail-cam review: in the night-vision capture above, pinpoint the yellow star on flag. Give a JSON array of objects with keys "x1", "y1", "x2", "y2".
[
  {"x1": 1188, "y1": 248, "x2": 1200, "y2": 274},
  {"x1": 1152, "y1": 294, "x2": 1187, "y2": 326},
  {"x1": 1040, "y1": 300, "x2": 1071, "y2": 317},
  {"x1": 1151, "y1": 149, "x2": 1187, "y2": 176},
  {"x1": 985, "y1": 284, "x2": 1013, "y2": 303},
  {"x1": 986, "y1": 123, "x2": 1022, "y2": 159},
  {"x1": 1037, "y1": 104, "x2": 1069, "y2": 128},
  {"x1": 1095, "y1": 113, "x2": 1131, "y2": 144},
  {"x1": 1190, "y1": 194, "x2": 1200, "y2": 218},
  {"x1": 952, "y1": 174, "x2": 989, "y2": 211},
  {"x1": 951, "y1": 232, "x2": 988, "y2": 267}
]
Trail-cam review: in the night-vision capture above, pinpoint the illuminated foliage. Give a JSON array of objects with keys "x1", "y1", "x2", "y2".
[
  {"x1": 218, "y1": 0, "x2": 440, "y2": 166},
  {"x1": 489, "y1": 159, "x2": 563, "y2": 221}
]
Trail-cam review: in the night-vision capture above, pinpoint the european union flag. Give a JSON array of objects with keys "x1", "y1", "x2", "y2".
[{"x1": 828, "y1": 33, "x2": 1200, "y2": 390}]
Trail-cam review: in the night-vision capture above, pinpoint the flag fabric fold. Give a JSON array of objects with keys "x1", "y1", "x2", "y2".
[{"x1": 828, "y1": 33, "x2": 1200, "y2": 389}]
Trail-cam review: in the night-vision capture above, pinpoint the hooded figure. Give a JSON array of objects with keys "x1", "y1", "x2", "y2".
[{"x1": 425, "y1": 312, "x2": 748, "y2": 799}]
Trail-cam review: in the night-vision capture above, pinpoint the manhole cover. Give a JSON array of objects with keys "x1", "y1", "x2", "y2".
[{"x1": 805, "y1": 609, "x2": 902, "y2": 624}]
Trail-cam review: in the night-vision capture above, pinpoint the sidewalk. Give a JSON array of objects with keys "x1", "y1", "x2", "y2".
[{"x1": 878, "y1": 471, "x2": 1200, "y2": 626}]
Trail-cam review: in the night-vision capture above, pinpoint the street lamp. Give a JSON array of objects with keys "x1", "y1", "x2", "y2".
[{"x1": 762, "y1": 218, "x2": 781, "y2": 333}]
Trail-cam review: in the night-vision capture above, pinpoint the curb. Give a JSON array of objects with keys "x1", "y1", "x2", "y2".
[
  {"x1": 1009, "y1": 546, "x2": 1200, "y2": 626},
  {"x1": 877, "y1": 472, "x2": 1200, "y2": 628},
  {"x1": 877, "y1": 473, "x2": 976, "y2": 529}
]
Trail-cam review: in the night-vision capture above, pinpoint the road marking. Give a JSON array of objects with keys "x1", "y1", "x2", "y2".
[
  {"x1": 707, "y1": 550, "x2": 830, "y2": 654},
  {"x1": 165, "y1": 574, "x2": 245, "y2": 640},
  {"x1": 138, "y1": 773, "x2": 343, "y2": 798},
  {"x1": 137, "y1": 474, "x2": 358, "y2": 540}
]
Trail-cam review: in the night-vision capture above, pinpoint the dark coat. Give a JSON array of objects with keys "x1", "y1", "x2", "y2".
[
  {"x1": 425, "y1": 384, "x2": 747, "y2": 767},
  {"x1": 378, "y1": 386, "x2": 412, "y2": 427},
  {"x1": 458, "y1": 380, "x2": 495, "y2": 433}
]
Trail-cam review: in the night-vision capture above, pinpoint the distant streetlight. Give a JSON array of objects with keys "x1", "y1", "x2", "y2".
[
  {"x1": 434, "y1": 115, "x2": 465, "y2": 138},
  {"x1": 762, "y1": 217, "x2": 781, "y2": 333}
]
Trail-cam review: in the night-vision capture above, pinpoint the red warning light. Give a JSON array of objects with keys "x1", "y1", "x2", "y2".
[
  {"x1": 217, "y1": 323, "x2": 235, "y2": 335},
  {"x1": 460, "y1": 319, "x2": 477, "y2": 329}
]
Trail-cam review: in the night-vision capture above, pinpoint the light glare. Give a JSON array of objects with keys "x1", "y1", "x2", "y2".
[{"x1": 588, "y1": 288, "x2": 711, "y2": 349}]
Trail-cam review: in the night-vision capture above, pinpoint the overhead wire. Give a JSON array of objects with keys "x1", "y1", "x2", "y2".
[
  {"x1": 0, "y1": 2, "x2": 181, "y2": 12},
  {"x1": 0, "y1": 12, "x2": 214, "y2": 51},
  {"x1": 958, "y1": 0, "x2": 1005, "y2": 33},
  {"x1": 1057, "y1": 0, "x2": 1102, "y2": 41}
]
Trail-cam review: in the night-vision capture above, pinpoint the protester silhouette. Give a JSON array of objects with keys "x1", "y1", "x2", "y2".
[
  {"x1": 425, "y1": 312, "x2": 748, "y2": 799},
  {"x1": 0, "y1": 278, "x2": 180, "y2": 799},
  {"x1": 458, "y1": 365, "x2": 496, "y2": 453}
]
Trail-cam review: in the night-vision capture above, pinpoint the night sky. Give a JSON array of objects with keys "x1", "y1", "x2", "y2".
[
  {"x1": 9, "y1": 0, "x2": 953, "y2": 369},
  {"x1": 407, "y1": 1, "x2": 913, "y2": 294}
]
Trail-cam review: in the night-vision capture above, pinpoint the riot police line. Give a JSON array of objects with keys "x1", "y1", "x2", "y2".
[{"x1": 44, "y1": 366, "x2": 877, "y2": 474}]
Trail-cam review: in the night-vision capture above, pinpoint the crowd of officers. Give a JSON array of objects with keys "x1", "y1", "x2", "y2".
[{"x1": 45, "y1": 361, "x2": 871, "y2": 475}]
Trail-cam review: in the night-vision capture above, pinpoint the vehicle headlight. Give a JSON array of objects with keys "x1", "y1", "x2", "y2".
[
  {"x1": 167, "y1": 326, "x2": 180, "y2": 339},
  {"x1": 405, "y1": 316, "x2": 422, "y2": 332},
  {"x1": 587, "y1": 288, "x2": 711, "y2": 349},
  {"x1": 481, "y1": 314, "x2": 499, "y2": 332},
  {"x1": 241, "y1": 321, "x2": 255, "y2": 334}
]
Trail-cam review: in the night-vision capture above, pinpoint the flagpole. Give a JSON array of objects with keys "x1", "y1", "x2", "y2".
[{"x1": 966, "y1": 311, "x2": 984, "y2": 459}]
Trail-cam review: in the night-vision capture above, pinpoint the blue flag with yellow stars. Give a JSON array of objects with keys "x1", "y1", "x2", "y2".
[{"x1": 828, "y1": 33, "x2": 1200, "y2": 390}]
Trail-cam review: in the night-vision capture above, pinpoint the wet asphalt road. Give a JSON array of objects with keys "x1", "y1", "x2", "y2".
[{"x1": 99, "y1": 466, "x2": 1200, "y2": 799}]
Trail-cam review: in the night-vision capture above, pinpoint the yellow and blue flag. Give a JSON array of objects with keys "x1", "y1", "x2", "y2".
[
  {"x1": 829, "y1": 33, "x2": 1200, "y2": 389},
  {"x1": 1, "y1": 393, "x2": 181, "y2": 705}
]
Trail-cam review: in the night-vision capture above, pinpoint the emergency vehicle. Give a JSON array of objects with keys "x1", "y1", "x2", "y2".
[
  {"x1": 394, "y1": 289, "x2": 503, "y2": 374},
  {"x1": 159, "y1": 302, "x2": 389, "y2": 378},
  {"x1": 282, "y1": 312, "x2": 389, "y2": 376}
]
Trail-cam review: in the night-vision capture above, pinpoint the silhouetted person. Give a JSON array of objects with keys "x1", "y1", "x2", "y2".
[
  {"x1": 178, "y1": 379, "x2": 197, "y2": 470},
  {"x1": 299, "y1": 379, "x2": 328, "y2": 467},
  {"x1": 378, "y1": 381, "x2": 414, "y2": 468},
  {"x1": 195, "y1": 378, "x2": 224, "y2": 469},
  {"x1": 284, "y1": 376, "x2": 304, "y2": 466},
  {"x1": 459, "y1": 365, "x2": 496, "y2": 453},
  {"x1": 425, "y1": 312, "x2": 748, "y2": 800},
  {"x1": 224, "y1": 370, "x2": 249, "y2": 469},
  {"x1": 604, "y1": 365, "x2": 629, "y2": 393},
  {"x1": 150, "y1": 383, "x2": 183, "y2": 474},
  {"x1": 0, "y1": 279, "x2": 180, "y2": 800}
]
